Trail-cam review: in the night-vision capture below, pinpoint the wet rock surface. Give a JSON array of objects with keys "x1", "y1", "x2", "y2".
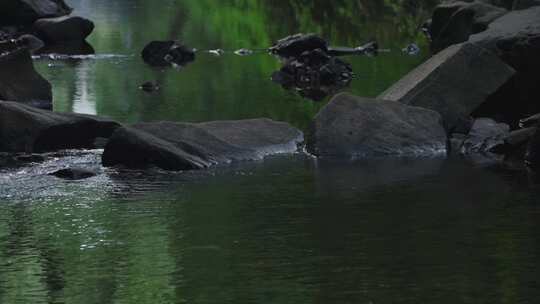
[
  {"x1": 0, "y1": 101, "x2": 121, "y2": 153},
  {"x1": 49, "y1": 167, "x2": 98, "y2": 180},
  {"x1": 307, "y1": 93, "x2": 448, "y2": 157},
  {"x1": 102, "y1": 119, "x2": 304, "y2": 171},
  {"x1": 379, "y1": 42, "x2": 515, "y2": 133},
  {"x1": 141, "y1": 40, "x2": 196, "y2": 67}
]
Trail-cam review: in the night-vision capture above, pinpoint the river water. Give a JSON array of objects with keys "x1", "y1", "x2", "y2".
[{"x1": 1, "y1": 1, "x2": 540, "y2": 303}]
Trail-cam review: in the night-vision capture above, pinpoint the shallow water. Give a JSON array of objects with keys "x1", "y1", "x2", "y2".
[{"x1": 2, "y1": 1, "x2": 540, "y2": 303}]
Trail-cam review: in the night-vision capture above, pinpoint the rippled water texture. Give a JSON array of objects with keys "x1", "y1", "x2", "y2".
[{"x1": 2, "y1": 1, "x2": 540, "y2": 303}]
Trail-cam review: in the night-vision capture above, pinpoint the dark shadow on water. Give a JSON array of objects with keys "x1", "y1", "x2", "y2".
[{"x1": 36, "y1": 41, "x2": 95, "y2": 56}]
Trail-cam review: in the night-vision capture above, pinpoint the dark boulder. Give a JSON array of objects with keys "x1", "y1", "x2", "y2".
[
  {"x1": 49, "y1": 168, "x2": 97, "y2": 180},
  {"x1": 141, "y1": 40, "x2": 195, "y2": 67},
  {"x1": 0, "y1": 45, "x2": 52, "y2": 109},
  {"x1": 470, "y1": 7, "x2": 540, "y2": 125},
  {"x1": 269, "y1": 33, "x2": 328, "y2": 58},
  {"x1": 0, "y1": 101, "x2": 121, "y2": 153},
  {"x1": 102, "y1": 119, "x2": 303, "y2": 171},
  {"x1": 33, "y1": 16, "x2": 94, "y2": 43},
  {"x1": 431, "y1": 1, "x2": 507, "y2": 53},
  {"x1": 0, "y1": 0, "x2": 72, "y2": 26},
  {"x1": 307, "y1": 93, "x2": 448, "y2": 157},
  {"x1": 271, "y1": 49, "x2": 353, "y2": 101},
  {"x1": 379, "y1": 42, "x2": 515, "y2": 133}
]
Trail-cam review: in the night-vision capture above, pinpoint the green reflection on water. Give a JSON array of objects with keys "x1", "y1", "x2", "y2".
[
  {"x1": 36, "y1": 0, "x2": 434, "y2": 130},
  {"x1": 1, "y1": 158, "x2": 540, "y2": 304}
]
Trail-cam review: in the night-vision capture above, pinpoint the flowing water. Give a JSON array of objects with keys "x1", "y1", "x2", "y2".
[{"x1": 2, "y1": 1, "x2": 540, "y2": 303}]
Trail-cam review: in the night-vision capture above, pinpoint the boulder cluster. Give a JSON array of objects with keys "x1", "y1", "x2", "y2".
[
  {"x1": 0, "y1": 0, "x2": 95, "y2": 56},
  {"x1": 309, "y1": 2, "x2": 540, "y2": 169},
  {"x1": 0, "y1": 0, "x2": 95, "y2": 110}
]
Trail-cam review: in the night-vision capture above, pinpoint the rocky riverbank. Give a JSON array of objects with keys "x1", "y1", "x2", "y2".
[{"x1": 1, "y1": 0, "x2": 540, "y2": 177}]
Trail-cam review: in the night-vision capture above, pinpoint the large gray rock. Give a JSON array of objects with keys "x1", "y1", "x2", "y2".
[
  {"x1": 469, "y1": 7, "x2": 540, "y2": 125},
  {"x1": 379, "y1": 42, "x2": 515, "y2": 132},
  {"x1": 33, "y1": 16, "x2": 94, "y2": 43},
  {"x1": 306, "y1": 93, "x2": 448, "y2": 157},
  {"x1": 0, "y1": 47, "x2": 52, "y2": 109},
  {"x1": 102, "y1": 119, "x2": 304, "y2": 170},
  {"x1": 431, "y1": 1, "x2": 507, "y2": 53},
  {"x1": 0, "y1": 0, "x2": 72, "y2": 26},
  {"x1": 0, "y1": 101, "x2": 121, "y2": 153}
]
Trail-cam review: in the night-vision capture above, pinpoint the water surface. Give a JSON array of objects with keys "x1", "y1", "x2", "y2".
[{"x1": 2, "y1": 1, "x2": 540, "y2": 303}]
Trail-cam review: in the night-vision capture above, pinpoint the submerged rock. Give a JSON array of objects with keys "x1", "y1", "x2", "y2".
[
  {"x1": 0, "y1": 101, "x2": 121, "y2": 153},
  {"x1": 307, "y1": 93, "x2": 448, "y2": 157},
  {"x1": 139, "y1": 81, "x2": 160, "y2": 92},
  {"x1": 49, "y1": 168, "x2": 97, "y2": 180},
  {"x1": 269, "y1": 33, "x2": 328, "y2": 58},
  {"x1": 0, "y1": 45, "x2": 52, "y2": 109},
  {"x1": 379, "y1": 42, "x2": 515, "y2": 133},
  {"x1": 102, "y1": 119, "x2": 304, "y2": 171},
  {"x1": 271, "y1": 49, "x2": 353, "y2": 101},
  {"x1": 430, "y1": 1, "x2": 507, "y2": 53},
  {"x1": 0, "y1": 0, "x2": 72, "y2": 26},
  {"x1": 141, "y1": 40, "x2": 195, "y2": 67},
  {"x1": 33, "y1": 16, "x2": 94, "y2": 43}
]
